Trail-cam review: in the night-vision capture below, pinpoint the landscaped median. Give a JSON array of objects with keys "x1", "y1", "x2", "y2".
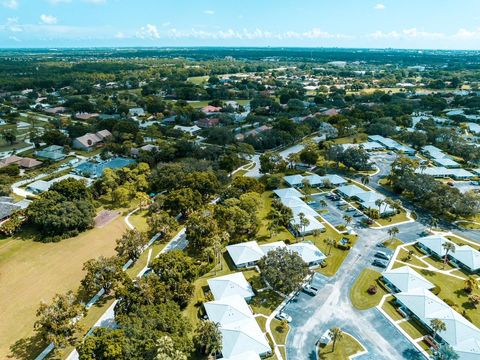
[
  {"x1": 317, "y1": 332, "x2": 366, "y2": 360},
  {"x1": 350, "y1": 268, "x2": 389, "y2": 310}
]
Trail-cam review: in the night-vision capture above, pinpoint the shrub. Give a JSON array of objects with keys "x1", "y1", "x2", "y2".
[
  {"x1": 443, "y1": 298, "x2": 455, "y2": 307},
  {"x1": 367, "y1": 285, "x2": 378, "y2": 295},
  {"x1": 431, "y1": 286, "x2": 441, "y2": 295}
]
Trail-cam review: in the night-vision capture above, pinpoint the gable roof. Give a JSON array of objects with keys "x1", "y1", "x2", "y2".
[
  {"x1": 355, "y1": 191, "x2": 384, "y2": 203},
  {"x1": 207, "y1": 273, "x2": 255, "y2": 301},
  {"x1": 336, "y1": 184, "x2": 365, "y2": 198},
  {"x1": 452, "y1": 245, "x2": 480, "y2": 271},
  {"x1": 283, "y1": 174, "x2": 304, "y2": 186},
  {"x1": 382, "y1": 266, "x2": 434, "y2": 292},
  {"x1": 220, "y1": 320, "x2": 270, "y2": 358},
  {"x1": 204, "y1": 295, "x2": 253, "y2": 325},
  {"x1": 226, "y1": 241, "x2": 264, "y2": 266}
]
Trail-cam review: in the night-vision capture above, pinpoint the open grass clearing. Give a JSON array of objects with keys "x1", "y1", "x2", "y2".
[
  {"x1": 381, "y1": 296, "x2": 405, "y2": 321},
  {"x1": 317, "y1": 332, "x2": 365, "y2": 360},
  {"x1": 382, "y1": 237, "x2": 403, "y2": 251},
  {"x1": 0, "y1": 216, "x2": 127, "y2": 359},
  {"x1": 186, "y1": 76, "x2": 209, "y2": 85},
  {"x1": 270, "y1": 318, "x2": 289, "y2": 345},
  {"x1": 350, "y1": 268, "x2": 388, "y2": 310},
  {"x1": 374, "y1": 211, "x2": 410, "y2": 226},
  {"x1": 250, "y1": 289, "x2": 284, "y2": 316},
  {"x1": 396, "y1": 249, "x2": 428, "y2": 268}
]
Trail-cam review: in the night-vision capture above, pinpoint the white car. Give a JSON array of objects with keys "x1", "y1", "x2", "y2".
[{"x1": 276, "y1": 311, "x2": 292, "y2": 323}]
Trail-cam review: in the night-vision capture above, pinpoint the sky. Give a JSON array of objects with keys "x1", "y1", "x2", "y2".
[{"x1": 1, "y1": 0, "x2": 480, "y2": 49}]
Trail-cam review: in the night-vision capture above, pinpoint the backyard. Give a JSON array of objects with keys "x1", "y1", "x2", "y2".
[{"x1": 0, "y1": 216, "x2": 127, "y2": 359}]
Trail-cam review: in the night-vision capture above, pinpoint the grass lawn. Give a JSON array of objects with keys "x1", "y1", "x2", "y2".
[
  {"x1": 250, "y1": 289, "x2": 284, "y2": 316},
  {"x1": 420, "y1": 255, "x2": 456, "y2": 271},
  {"x1": 381, "y1": 297, "x2": 405, "y2": 321},
  {"x1": 128, "y1": 209, "x2": 149, "y2": 232},
  {"x1": 256, "y1": 191, "x2": 295, "y2": 244},
  {"x1": 374, "y1": 211, "x2": 410, "y2": 227},
  {"x1": 317, "y1": 333, "x2": 364, "y2": 360},
  {"x1": 446, "y1": 235, "x2": 480, "y2": 248},
  {"x1": 0, "y1": 140, "x2": 30, "y2": 152},
  {"x1": 186, "y1": 76, "x2": 209, "y2": 85},
  {"x1": 382, "y1": 237, "x2": 403, "y2": 251},
  {"x1": 0, "y1": 216, "x2": 127, "y2": 359},
  {"x1": 416, "y1": 270, "x2": 480, "y2": 327},
  {"x1": 350, "y1": 269, "x2": 388, "y2": 310},
  {"x1": 396, "y1": 249, "x2": 428, "y2": 268},
  {"x1": 306, "y1": 222, "x2": 356, "y2": 277},
  {"x1": 270, "y1": 318, "x2": 289, "y2": 345},
  {"x1": 399, "y1": 319, "x2": 429, "y2": 339},
  {"x1": 279, "y1": 347, "x2": 286, "y2": 360},
  {"x1": 255, "y1": 316, "x2": 267, "y2": 330}
]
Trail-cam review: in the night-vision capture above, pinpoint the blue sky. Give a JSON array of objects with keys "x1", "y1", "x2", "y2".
[{"x1": 1, "y1": 0, "x2": 480, "y2": 49}]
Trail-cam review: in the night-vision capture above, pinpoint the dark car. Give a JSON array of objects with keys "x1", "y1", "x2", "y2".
[{"x1": 372, "y1": 259, "x2": 388, "y2": 268}]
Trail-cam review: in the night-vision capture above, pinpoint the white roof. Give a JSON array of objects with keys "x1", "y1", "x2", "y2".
[
  {"x1": 226, "y1": 241, "x2": 264, "y2": 267},
  {"x1": 260, "y1": 241, "x2": 287, "y2": 255},
  {"x1": 283, "y1": 175, "x2": 304, "y2": 186},
  {"x1": 303, "y1": 174, "x2": 323, "y2": 185},
  {"x1": 291, "y1": 213, "x2": 325, "y2": 234},
  {"x1": 382, "y1": 266, "x2": 434, "y2": 292},
  {"x1": 418, "y1": 235, "x2": 450, "y2": 256},
  {"x1": 204, "y1": 295, "x2": 271, "y2": 359},
  {"x1": 207, "y1": 272, "x2": 255, "y2": 301},
  {"x1": 355, "y1": 191, "x2": 384, "y2": 203},
  {"x1": 416, "y1": 167, "x2": 475, "y2": 178},
  {"x1": 204, "y1": 295, "x2": 253, "y2": 325},
  {"x1": 395, "y1": 288, "x2": 480, "y2": 358},
  {"x1": 336, "y1": 184, "x2": 365, "y2": 198},
  {"x1": 220, "y1": 351, "x2": 261, "y2": 360},
  {"x1": 319, "y1": 174, "x2": 347, "y2": 185},
  {"x1": 273, "y1": 187, "x2": 303, "y2": 199},
  {"x1": 289, "y1": 204, "x2": 321, "y2": 219},
  {"x1": 288, "y1": 241, "x2": 326, "y2": 264},
  {"x1": 452, "y1": 245, "x2": 480, "y2": 272}
]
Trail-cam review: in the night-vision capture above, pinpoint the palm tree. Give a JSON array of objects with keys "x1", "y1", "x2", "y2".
[
  {"x1": 464, "y1": 278, "x2": 478, "y2": 294},
  {"x1": 431, "y1": 217, "x2": 439, "y2": 230},
  {"x1": 329, "y1": 327, "x2": 343, "y2": 352},
  {"x1": 442, "y1": 242, "x2": 456, "y2": 269},
  {"x1": 343, "y1": 214, "x2": 352, "y2": 227},
  {"x1": 194, "y1": 320, "x2": 223, "y2": 359},
  {"x1": 312, "y1": 229, "x2": 322, "y2": 243},
  {"x1": 298, "y1": 212, "x2": 310, "y2": 241},
  {"x1": 387, "y1": 226, "x2": 399, "y2": 240},
  {"x1": 430, "y1": 318, "x2": 446, "y2": 342},
  {"x1": 319, "y1": 200, "x2": 328, "y2": 208},
  {"x1": 434, "y1": 343, "x2": 459, "y2": 360},
  {"x1": 361, "y1": 175, "x2": 370, "y2": 186},
  {"x1": 375, "y1": 199, "x2": 384, "y2": 214},
  {"x1": 420, "y1": 164, "x2": 427, "y2": 174},
  {"x1": 324, "y1": 238, "x2": 336, "y2": 255}
]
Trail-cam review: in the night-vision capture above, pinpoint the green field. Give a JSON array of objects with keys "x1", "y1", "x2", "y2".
[{"x1": 0, "y1": 216, "x2": 127, "y2": 359}]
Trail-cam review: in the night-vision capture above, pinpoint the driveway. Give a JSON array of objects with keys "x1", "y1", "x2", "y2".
[{"x1": 285, "y1": 225, "x2": 423, "y2": 360}]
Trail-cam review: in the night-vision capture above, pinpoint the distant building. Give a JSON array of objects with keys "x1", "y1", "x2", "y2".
[
  {"x1": 201, "y1": 105, "x2": 222, "y2": 114},
  {"x1": 129, "y1": 107, "x2": 145, "y2": 117},
  {"x1": 35, "y1": 145, "x2": 66, "y2": 161},
  {"x1": 72, "y1": 130, "x2": 112, "y2": 151},
  {"x1": 197, "y1": 118, "x2": 220, "y2": 128},
  {"x1": 173, "y1": 125, "x2": 201, "y2": 135},
  {"x1": 0, "y1": 155, "x2": 42, "y2": 169}
]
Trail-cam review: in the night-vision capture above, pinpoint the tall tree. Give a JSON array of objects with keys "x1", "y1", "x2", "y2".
[
  {"x1": 81, "y1": 256, "x2": 125, "y2": 296},
  {"x1": 115, "y1": 230, "x2": 147, "y2": 262},
  {"x1": 193, "y1": 320, "x2": 222, "y2": 359},
  {"x1": 430, "y1": 318, "x2": 447, "y2": 341},
  {"x1": 329, "y1": 327, "x2": 344, "y2": 352},
  {"x1": 442, "y1": 242, "x2": 456, "y2": 269},
  {"x1": 34, "y1": 291, "x2": 84, "y2": 348}
]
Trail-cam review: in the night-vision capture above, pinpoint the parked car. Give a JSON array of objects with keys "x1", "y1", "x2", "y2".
[
  {"x1": 374, "y1": 251, "x2": 391, "y2": 260},
  {"x1": 317, "y1": 329, "x2": 332, "y2": 345},
  {"x1": 353, "y1": 212, "x2": 363, "y2": 217},
  {"x1": 346, "y1": 207, "x2": 356, "y2": 212},
  {"x1": 372, "y1": 259, "x2": 389, "y2": 268},
  {"x1": 376, "y1": 242, "x2": 386, "y2": 248},
  {"x1": 303, "y1": 284, "x2": 319, "y2": 296},
  {"x1": 276, "y1": 311, "x2": 292, "y2": 323}
]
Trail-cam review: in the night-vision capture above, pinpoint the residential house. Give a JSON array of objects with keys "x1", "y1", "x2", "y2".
[
  {"x1": 0, "y1": 155, "x2": 42, "y2": 169},
  {"x1": 197, "y1": 118, "x2": 220, "y2": 128},
  {"x1": 201, "y1": 105, "x2": 222, "y2": 114},
  {"x1": 226, "y1": 241, "x2": 264, "y2": 268},
  {"x1": 129, "y1": 107, "x2": 145, "y2": 117},
  {"x1": 173, "y1": 125, "x2": 201, "y2": 135},
  {"x1": 35, "y1": 145, "x2": 66, "y2": 161},
  {"x1": 207, "y1": 272, "x2": 255, "y2": 301},
  {"x1": 288, "y1": 241, "x2": 326, "y2": 267},
  {"x1": 382, "y1": 266, "x2": 435, "y2": 293},
  {"x1": 72, "y1": 130, "x2": 112, "y2": 151}
]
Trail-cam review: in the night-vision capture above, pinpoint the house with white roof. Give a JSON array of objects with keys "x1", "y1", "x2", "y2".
[
  {"x1": 336, "y1": 184, "x2": 365, "y2": 198},
  {"x1": 226, "y1": 241, "x2": 264, "y2": 268},
  {"x1": 394, "y1": 288, "x2": 480, "y2": 359},
  {"x1": 260, "y1": 241, "x2": 287, "y2": 255},
  {"x1": 382, "y1": 266, "x2": 434, "y2": 293},
  {"x1": 415, "y1": 167, "x2": 475, "y2": 180},
  {"x1": 283, "y1": 174, "x2": 304, "y2": 187},
  {"x1": 320, "y1": 174, "x2": 347, "y2": 187},
  {"x1": 273, "y1": 187, "x2": 303, "y2": 200},
  {"x1": 220, "y1": 351, "x2": 260, "y2": 360},
  {"x1": 417, "y1": 235, "x2": 480, "y2": 273},
  {"x1": 207, "y1": 272, "x2": 255, "y2": 301},
  {"x1": 288, "y1": 241, "x2": 326, "y2": 267},
  {"x1": 204, "y1": 295, "x2": 271, "y2": 359},
  {"x1": 291, "y1": 213, "x2": 325, "y2": 235}
]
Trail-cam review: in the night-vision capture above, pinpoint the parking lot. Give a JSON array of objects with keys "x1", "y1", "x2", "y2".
[{"x1": 310, "y1": 193, "x2": 368, "y2": 228}]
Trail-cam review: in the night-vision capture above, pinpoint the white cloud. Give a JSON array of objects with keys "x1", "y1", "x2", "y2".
[
  {"x1": 453, "y1": 28, "x2": 480, "y2": 39},
  {"x1": 9, "y1": 35, "x2": 20, "y2": 41},
  {"x1": 136, "y1": 24, "x2": 160, "y2": 39},
  {"x1": 3, "y1": 17, "x2": 22, "y2": 32},
  {"x1": 374, "y1": 3, "x2": 385, "y2": 10},
  {"x1": 368, "y1": 28, "x2": 444, "y2": 39},
  {"x1": 203, "y1": 10, "x2": 215, "y2": 15},
  {"x1": 2, "y1": 0, "x2": 18, "y2": 9},
  {"x1": 115, "y1": 31, "x2": 127, "y2": 39},
  {"x1": 40, "y1": 14, "x2": 58, "y2": 24}
]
